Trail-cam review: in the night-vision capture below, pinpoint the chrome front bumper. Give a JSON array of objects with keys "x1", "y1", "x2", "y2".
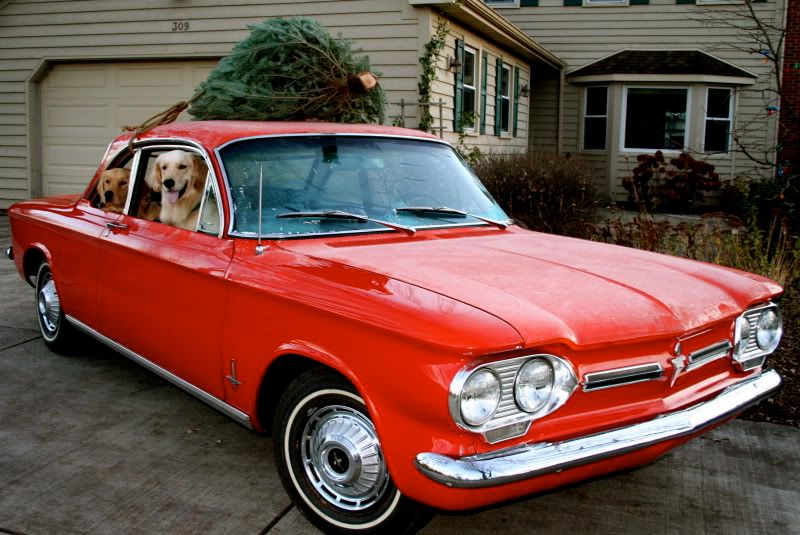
[
  {"x1": 415, "y1": 369, "x2": 781, "y2": 488},
  {"x1": 4, "y1": 246, "x2": 12, "y2": 261}
]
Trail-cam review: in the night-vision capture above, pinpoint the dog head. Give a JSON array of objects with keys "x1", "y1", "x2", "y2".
[
  {"x1": 96, "y1": 168, "x2": 130, "y2": 212},
  {"x1": 147, "y1": 150, "x2": 208, "y2": 206}
]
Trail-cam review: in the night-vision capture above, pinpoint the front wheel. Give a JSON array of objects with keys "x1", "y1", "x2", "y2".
[
  {"x1": 273, "y1": 369, "x2": 431, "y2": 534},
  {"x1": 35, "y1": 262, "x2": 77, "y2": 353}
]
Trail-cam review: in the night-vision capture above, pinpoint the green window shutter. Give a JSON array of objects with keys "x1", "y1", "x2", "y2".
[
  {"x1": 513, "y1": 67, "x2": 520, "y2": 137},
  {"x1": 675, "y1": 0, "x2": 695, "y2": 4},
  {"x1": 629, "y1": 0, "x2": 649, "y2": 4},
  {"x1": 494, "y1": 58, "x2": 502, "y2": 136},
  {"x1": 563, "y1": 0, "x2": 582, "y2": 6},
  {"x1": 520, "y1": 0, "x2": 539, "y2": 6},
  {"x1": 480, "y1": 51, "x2": 488, "y2": 135},
  {"x1": 454, "y1": 39, "x2": 465, "y2": 132}
]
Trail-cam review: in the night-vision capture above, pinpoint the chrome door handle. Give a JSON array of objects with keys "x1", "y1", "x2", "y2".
[{"x1": 106, "y1": 222, "x2": 128, "y2": 231}]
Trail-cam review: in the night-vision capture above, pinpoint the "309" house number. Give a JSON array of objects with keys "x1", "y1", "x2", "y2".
[{"x1": 172, "y1": 21, "x2": 190, "y2": 32}]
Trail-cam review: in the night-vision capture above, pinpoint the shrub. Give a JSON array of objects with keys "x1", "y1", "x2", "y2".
[
  {"x1": 593, "y1": 213, "x2": 800, "y2": 287},
  {"x1": 622, "y1": 151, "x2": 722, "y2": 213},
  {"x1": 473, "y1": 152, "x2": 602, "y2": 237}
]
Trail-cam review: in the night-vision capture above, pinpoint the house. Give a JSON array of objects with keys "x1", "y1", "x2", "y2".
[
  {"x1": 489, "y1": 0, "x2": 788, "y2": 201},
  {"x1": 0, "y1": 0, "x2": 562, "y2": 208}
]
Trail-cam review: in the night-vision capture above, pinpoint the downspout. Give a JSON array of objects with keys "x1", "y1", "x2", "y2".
[{"x1": 557, "y1": 67, "x2": 565, "y2": 154}]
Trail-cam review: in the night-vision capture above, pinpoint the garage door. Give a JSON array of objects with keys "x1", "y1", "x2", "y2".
[{"x1": 40, "y1": 60, "x2": 218, "y2": 197}]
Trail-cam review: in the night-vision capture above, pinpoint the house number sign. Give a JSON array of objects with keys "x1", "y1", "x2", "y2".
[{"x1": 172, "y1": 21, "x2": 191, "y2": 32}]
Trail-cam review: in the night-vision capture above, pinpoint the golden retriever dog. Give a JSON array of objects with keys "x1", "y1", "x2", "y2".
[
  {"x1": 146, "y1": 150, "x2": 208, "y2": 231},
  {"x1": 96, "y1": 168, "x2": 130, "y2": 213}
]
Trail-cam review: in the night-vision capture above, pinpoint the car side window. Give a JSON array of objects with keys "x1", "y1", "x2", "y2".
[
  {"x1": 89, "y1": 156, "x2": 133, "y2": 215},
  {"x1": 197, "y1": 176, "x2": 221, "y2": 235},
  {"x1": 127, "y1": 147, "x2": 219, "y2": 235}
]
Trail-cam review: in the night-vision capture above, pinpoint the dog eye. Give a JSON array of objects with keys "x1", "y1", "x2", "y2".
[
  {"x1": 178, "y1": 164, "x2": 187, "y2": 170},
  {"x1": 120, "y1": 181, "x2": 128, "y2": 186},
  {"x1": 105, "y1": 180, "x2": 110, "y2": 184},
  {"x1": 161, "y1": 165, "x2": 167, "y2": 170}
]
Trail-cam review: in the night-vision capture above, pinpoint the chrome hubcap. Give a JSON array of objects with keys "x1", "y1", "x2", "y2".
[
  {"x1": 301, "y1": 404, "x2": 389, "y2": 511},
  {"x1": 38, "y1": 274, "x2": 60, "y2": 334}
]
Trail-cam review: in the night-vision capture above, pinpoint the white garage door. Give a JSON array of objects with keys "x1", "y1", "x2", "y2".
[{"x1": 40, "y1": 60, "x2": 218, "y2": 197}]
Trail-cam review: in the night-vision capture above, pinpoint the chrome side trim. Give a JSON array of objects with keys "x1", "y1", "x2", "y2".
[
  {"x1": 416, "y1": 369, "x2": 781, "y2": 488},
  {"x1": 5, "y1": 246, "x2": 13, "y2": 261},
  {"x1": 65, "y1": 315, "x2": 253, "y2": 429},
  {"x1": 686, "y1": 340, "x2": 732, "y2": 371},
  {"x1": 583, "y1": 362, "x2": 663, "y2": 391}
]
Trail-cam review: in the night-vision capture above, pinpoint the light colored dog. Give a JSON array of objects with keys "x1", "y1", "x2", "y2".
[
  {"x1": 96, "y1": 168, "x2": 130, "y2": 213},
  {"x1": 146, "y1": 150, "x2": 208, "y2": 231}
]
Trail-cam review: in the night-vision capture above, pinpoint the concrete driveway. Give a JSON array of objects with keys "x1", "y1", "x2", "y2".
[{"x1": 1, "y1": 215, "x2": 798, "y2": 535}]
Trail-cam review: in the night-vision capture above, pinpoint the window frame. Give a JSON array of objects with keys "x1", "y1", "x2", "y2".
[
  {"x1": 583, "y1": 0, "x2": 629, "y2": 6},
  {"x1": 620, "y1": 85, "x2": 692, "y2": 153},
  {"x1": 483, "y1": 0, "x2": 520, "y2": 7},
  {"x1": 702, "y1": 87, "x2": 734, "y2": 154},
  {"x1": 461, "y1": 45, "x2": 479, "y2": 132},
  {"x1": 124, "y1": 142, "x2": 224, "y2": 238},
  {"x1": 582, "y1": 86, "x2": 609, "y2": 152},
  {"x1": 499, "y1": 62, "x2": 512, "y2": 135}
]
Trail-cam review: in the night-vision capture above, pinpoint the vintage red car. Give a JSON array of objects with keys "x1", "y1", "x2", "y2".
[{"x1": 6, "y1": 121, "x2": 783, "y2": 534}]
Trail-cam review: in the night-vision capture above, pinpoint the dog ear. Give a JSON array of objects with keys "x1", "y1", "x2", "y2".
[
  {"x1": 192, "y1": 154, "x2": 209, "y2": 192},
  {"x1": 146, "y1": 155, "x2": 163, "y2": 192},
  {"x1": 96, "y1": 172, "x2": 107, "y2": 196}
]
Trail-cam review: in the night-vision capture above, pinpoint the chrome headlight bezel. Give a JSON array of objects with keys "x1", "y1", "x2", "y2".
[
  {"x1": 449, "y1": 354, "x2": 578, "y2": 443},
  {"x1": 732, "y1": 302, "x2": 782, "y2": 371}
]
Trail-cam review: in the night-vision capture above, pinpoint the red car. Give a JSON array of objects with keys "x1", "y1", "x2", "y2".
[{"x1": 6, "y1": 121, "x2": 783, "y2": 534}]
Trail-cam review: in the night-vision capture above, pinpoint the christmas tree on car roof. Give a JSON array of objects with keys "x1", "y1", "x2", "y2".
[{"x1": 189, "y1": 17, "x2": 385, "y2": 124}]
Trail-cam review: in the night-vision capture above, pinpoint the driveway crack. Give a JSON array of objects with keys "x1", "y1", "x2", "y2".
[{"x1": 258, "y1": 503, "x2": 294, "y2": 534}]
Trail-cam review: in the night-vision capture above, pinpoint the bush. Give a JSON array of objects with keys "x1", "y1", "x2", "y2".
[
  {"x1": 622, "y1": 151, "x2": 722, "y2": 213},
  {"x1": 721, "y1": 175, "x2": 800, "y2": 233},
  {"x1": 473, "y1": 152, "x2": 601, "y2": 237},
  {"x1": 593, "y1": 213, "x2": 800, "y2": 287}
]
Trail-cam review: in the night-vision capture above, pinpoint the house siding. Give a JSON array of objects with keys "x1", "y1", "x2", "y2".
[
  {"x1": 428, "y1": 14, "x2": 531, "y2": 153},
  {"x1": 0, "y1": 0, "x2": 426, "y2": 208},
  {"x1": 502, "y1": 0, "x2": 785, "y2": 201}
]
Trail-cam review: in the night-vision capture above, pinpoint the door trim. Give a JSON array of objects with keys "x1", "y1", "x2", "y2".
[{"x1": 66, "y1": 314, "x2": 253, "y2": 429}]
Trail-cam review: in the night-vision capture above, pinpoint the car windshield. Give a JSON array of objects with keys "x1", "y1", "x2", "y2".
[{"x1": 218, "y1": 136, "x2": 510, "y2": 237}]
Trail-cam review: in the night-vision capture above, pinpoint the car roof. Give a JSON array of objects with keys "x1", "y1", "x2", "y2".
[{"x1": 118, "y1": 120, "x2": 443, "y2": 149}]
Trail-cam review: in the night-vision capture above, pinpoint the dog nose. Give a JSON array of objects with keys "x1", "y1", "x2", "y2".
[
  {"x1": 104, "y1": 191, "x2": 114, "y2": 201},
  {"x1": 163, "y1": 178, "x2": 175, "y2": 189}
]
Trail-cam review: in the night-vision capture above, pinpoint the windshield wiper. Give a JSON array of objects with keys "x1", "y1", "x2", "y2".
[
  {"x1": 395, "y1": 206, "x2": 509, "y2": 230},
  {"x1": 276, "y1": 210, "x2": 416, "y2": 235}
]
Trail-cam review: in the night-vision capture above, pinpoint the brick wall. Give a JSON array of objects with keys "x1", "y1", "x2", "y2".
[{"x1": 780, "y1": 0, "x2": 800, "y2": 170}]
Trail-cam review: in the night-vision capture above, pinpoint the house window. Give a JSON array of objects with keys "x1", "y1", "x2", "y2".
[
  {"x1": 583, "y1": 86, "x2": 608, "y2": 150},
  {"x1": 483, "y1": 0, "x2": 520, "y2": 7},
  {"x1": 499, "y1": 63, "x2": 511, "y2": 134},
  {"x1": 462, "y1": 47, "x2": 477, "y2": 130},
  {"x1": 623, "y1": 87, "x2": 688, "y2": 150},
  {"x1": 704, "y1": 88, "x2": 733, "y2": 153}
]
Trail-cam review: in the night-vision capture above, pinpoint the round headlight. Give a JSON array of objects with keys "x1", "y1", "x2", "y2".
[
  {"x1": 460, "y1": 369, "x2": 501, "y2": 426},
  {"x1": 755, "y1": 309, "x2": 782, "y2": 351},
  {"x1": 515, "y1": 358, "x2": 554, "y2": 413}
]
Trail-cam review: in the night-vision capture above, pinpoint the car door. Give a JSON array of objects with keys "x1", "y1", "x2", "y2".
[{"x1": 96, "y1": 144, "x2": 232, "y2": 399}]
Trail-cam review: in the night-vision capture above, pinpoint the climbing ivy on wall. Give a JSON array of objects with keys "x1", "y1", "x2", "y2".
[{"x1": 418, "y1": 20, "x2": 449, "y2": 132}]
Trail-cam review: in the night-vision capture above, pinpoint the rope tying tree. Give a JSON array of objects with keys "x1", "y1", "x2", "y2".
[{"x1": 121, "y1": 91, "x2": 204, "y2": 150}]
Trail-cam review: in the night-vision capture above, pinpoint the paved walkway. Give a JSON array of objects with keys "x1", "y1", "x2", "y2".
[{"x1": 1, "y1": 215, "x2": 798, "y2": 535}]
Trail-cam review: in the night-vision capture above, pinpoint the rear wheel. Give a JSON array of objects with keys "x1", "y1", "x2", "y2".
[
  {"x1": 35, "y1": 262, "x2": 77, "y2": 352},
  {"x1": 273, "y1": 369, "x2": 431, "y2": 534}
]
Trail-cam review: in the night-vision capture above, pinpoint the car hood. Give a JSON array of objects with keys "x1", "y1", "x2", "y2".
[{"x1": 280, "y1": 228, "x2": 782, "y2": 347}]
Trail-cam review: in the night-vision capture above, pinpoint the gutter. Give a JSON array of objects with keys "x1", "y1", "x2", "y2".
[{"x1": 409, "y1": 0, "x2": 565, "y2": 70}]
